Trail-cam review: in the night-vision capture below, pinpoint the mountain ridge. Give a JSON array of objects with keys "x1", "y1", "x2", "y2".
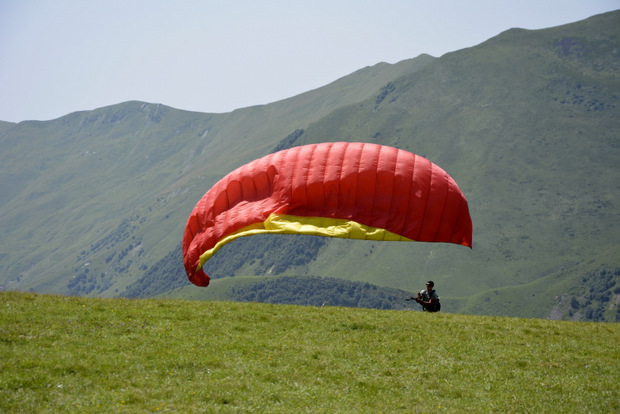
[{"x1": 0, "y1": 54, "x2": 433, "y2": 295}]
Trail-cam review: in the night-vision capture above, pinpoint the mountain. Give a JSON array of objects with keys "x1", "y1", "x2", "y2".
[
  {"x1": 0, "y1": 56, "x2": 433, "y2": 294},
  {"x1": 281, "y1": 11, "x2": 620, "y2": 321},
  {"x1": 1, "y1": 11, "x2": 619, "y2": 321}
]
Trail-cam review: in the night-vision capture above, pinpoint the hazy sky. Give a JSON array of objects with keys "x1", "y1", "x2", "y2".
[{"x1": 1, "y1": 0, "x2": 618, "y2": 123}]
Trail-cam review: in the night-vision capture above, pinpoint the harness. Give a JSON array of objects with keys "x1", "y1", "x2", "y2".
[{"x1": 421, "y1": 289, "x2": 441, "y2": 312}]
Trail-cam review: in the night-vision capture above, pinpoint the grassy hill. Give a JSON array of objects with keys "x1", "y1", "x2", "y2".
[
  {"x1": 1, "y1": 11, "x2": 619, "y2": 321},
  {"x1": 176, "y1": 11, "x2": 620, "y2": 321},
  {"x1": 195, "y1": 10, "x2": 620, "y2": 321},
  {"x1": 282, "y1": 10, "x2": 620, "y2": 321},
  {"x1": 1, "y1": 291, "x2": 618, "y2": 413}
]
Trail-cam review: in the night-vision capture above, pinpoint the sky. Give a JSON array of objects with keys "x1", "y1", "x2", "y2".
[{"x1": 1, "y1": 0, "x2": 618, "y2": 123}]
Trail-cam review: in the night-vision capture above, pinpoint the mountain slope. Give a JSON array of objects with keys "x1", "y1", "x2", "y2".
[
  {"x1": 280, "y1": 11, "x2": 620, "y2": 319},
  {"x1": 0, "y1": 56, "x2": 432, "y2": 295},
  {"x1": 171, "y1": 11, "x2": 620, "y2": 321},
  {"x1": 267, "y1": 11, "x2": 619, "y2": 315}
]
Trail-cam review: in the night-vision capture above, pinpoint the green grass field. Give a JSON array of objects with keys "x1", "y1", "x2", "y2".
[{"x1": 1, "y1": 291, "x2": 618, "y2": 413}]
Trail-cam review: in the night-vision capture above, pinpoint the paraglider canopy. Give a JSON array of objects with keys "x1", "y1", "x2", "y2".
[{"x1": 183, "y1": 142, "x2": 472, "y2": 286}]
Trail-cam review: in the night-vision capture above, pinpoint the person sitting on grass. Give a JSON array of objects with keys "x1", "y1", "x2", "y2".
[{"x1": 413, "y1": 281, "x2": 440, "y2": 312}]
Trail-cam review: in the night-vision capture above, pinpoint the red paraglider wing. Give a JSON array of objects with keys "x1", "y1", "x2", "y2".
[{"x1": 183, "y1": 142, "x2": 472, "y2": 286}]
